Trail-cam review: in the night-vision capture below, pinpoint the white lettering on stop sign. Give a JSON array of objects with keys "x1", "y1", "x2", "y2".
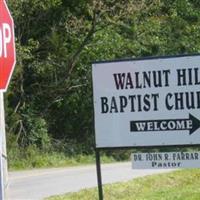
[{"x1": 0, "y1": 23, "x2": 11, "y2": 58}]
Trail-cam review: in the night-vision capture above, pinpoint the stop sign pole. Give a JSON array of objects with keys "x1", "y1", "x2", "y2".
[
  {"x1": 0, "y1": 93, "x2": 5, "y2": 199},
  {"x1": 0, "y1": 0, "x2": 16, "y2": 199}
]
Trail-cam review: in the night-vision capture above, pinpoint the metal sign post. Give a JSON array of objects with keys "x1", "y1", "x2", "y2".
[
  {"x1": 0, "y1": 92, "x2": 5, "y2": 199},
  {"x1": 95, "y1": 149, "x2": 103, "y2": 200}
]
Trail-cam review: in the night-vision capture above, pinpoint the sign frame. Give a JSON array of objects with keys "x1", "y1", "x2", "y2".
[
  {"x1": 92, "y1": 54, "x2": 200, "y2": 149},
  {"x1": 93, "y1": 54, "x2": 200, "y2": 200}
]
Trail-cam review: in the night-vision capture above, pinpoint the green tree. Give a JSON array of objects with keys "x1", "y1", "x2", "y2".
[{"x1": 5, "y1": 0, "x2": 200, "y2": 166}]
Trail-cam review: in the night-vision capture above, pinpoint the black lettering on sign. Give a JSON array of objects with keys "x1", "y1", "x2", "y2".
[
  {"x1": 113, "y1": 70, "x2": 170, "y2": 90},
  {"x1": 100, "y1": 93, "x2": 159, "y2": 114},
  {"x1": 177, "y1": 68, "x2": 200, "y2": 86},
  {"x1": 165, "y1": 91, "x2": 200, "y2": 110},
  {"x1": 130, "y1": 114, "x2": 200, "y2": 135}
]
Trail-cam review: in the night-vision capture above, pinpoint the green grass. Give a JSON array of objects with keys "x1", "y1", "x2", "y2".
[
  {"x1": 7, "y1": 143, "x2": 130, "y2": 170},
  {"x1": 8, "y1": 147, "x2": 116, "y2": 170},
  {"x1": 9, "y1": 152, "x2": 94, "y2": 170},
  {"x1": 47, "y1": 169, "x2": 200, "y2": 200}
]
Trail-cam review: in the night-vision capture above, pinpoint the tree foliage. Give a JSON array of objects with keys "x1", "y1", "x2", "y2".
[{"x1": 5, "y1": 0, "x2": 200, "y2": 158}]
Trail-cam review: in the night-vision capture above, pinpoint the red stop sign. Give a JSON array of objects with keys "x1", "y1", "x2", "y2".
[{"x1": 0, "y1": 0, "x2": 16, "y2": 91}]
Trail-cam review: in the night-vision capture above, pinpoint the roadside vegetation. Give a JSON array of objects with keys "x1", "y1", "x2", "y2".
[
  {"x1": 47, "y1": 169, "x2": 200, "y2": 200},
  {"x1": 8, "y1": 148, "x2": 117, "y2": 170},
  {"x1": 6, "y1": 1, "x2": 200, "y2": 169}
]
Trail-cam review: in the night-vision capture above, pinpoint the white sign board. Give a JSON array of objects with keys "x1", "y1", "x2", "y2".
[
  {"x1": 92, "y1": 55, "x2": 200, "y2": 148},
  {"x1": 132, "y1": 152, "x2": 200, "y2": 169}
]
